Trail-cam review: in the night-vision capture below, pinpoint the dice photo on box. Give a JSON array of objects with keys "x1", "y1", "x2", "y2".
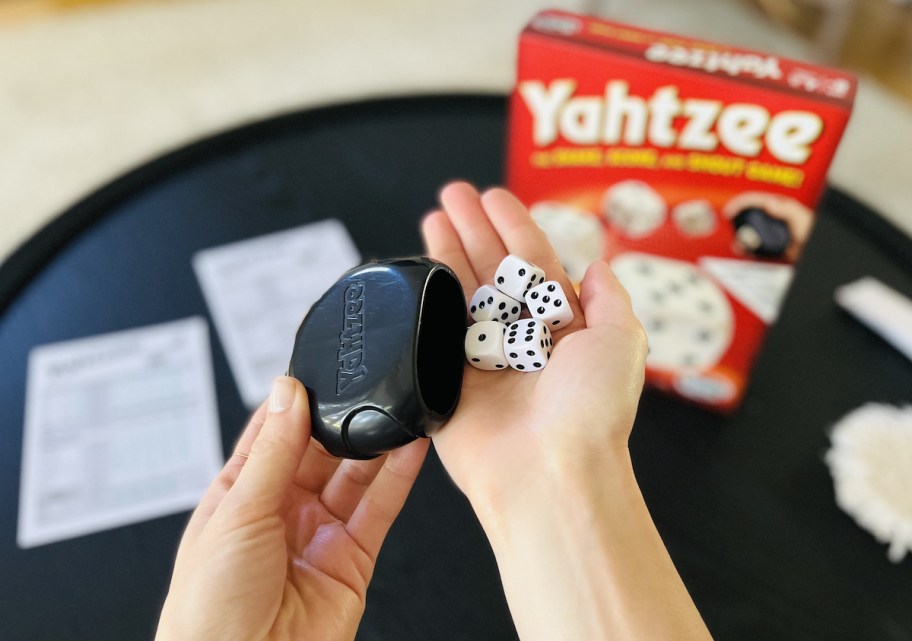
[
  {"x1": 495, "y1": 254, "x2": 545, "y2": 300},
  {"x1": 602, "y1": 180, "x2": 667, "y2": 238},
  {"x1": 672, "y1": 200, "x2": 718, "y2": 238},
  {"x1": 526, "y1": 280, "x2": 574, "y2": 329},
  {"x1": 464, "y1": 320, "x2": 509, "y2": 370},
  {"x1": 504, "y1": 319, "x2": 553, "y2": 371},
  {"x1": 469, "y1": 284, "x2": 523, "y2": 324},
  {"x1": 611, "y1": 253, "x2": 733, "y2": 373},
  {"x1": 530, "y1": 201, "x2": 605, "y2": 283}
]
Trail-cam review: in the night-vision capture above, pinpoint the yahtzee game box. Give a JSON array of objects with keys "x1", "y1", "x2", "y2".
[{"x1": 506, "y1": 10, "x2": 856, "y2": 411}]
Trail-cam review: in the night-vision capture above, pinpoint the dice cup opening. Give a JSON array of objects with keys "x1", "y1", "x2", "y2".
[{"x1": 415, "y1": 268, "x2": 466, "y2": 427}]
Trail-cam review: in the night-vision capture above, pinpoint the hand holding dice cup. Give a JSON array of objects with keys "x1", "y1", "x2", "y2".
[{"x1": 198, "y1": 182, "x2": 701, "y2": 641}]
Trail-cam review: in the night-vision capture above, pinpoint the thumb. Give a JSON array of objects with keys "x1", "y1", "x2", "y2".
[
  {"x1": 577, "y1": 259, "x2": 643, "y2": 335},
  {"x1": 225, "y1": 376, "x2": 311, "y2": 518}
]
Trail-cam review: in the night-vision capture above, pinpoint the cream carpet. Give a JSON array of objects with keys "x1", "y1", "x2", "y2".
[{"x1": 1, "y1": 0, "x2": 910, "y2": 265}]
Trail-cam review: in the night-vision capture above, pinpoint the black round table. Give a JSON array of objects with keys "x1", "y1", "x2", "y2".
[{"x1": 1, "y1": 95, "x2": 911, "y2": 641}]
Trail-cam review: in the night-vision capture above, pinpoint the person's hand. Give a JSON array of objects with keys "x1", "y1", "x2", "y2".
[
  {"x1": 156, "y1": 376, "x2": 428, "y2": 641},
  {"x1": 422, "y1": 184, "x2": 713, "y2": 641},
  {"x1": 723, "y1": 191, "x2": 814, "y2": 261},
  {"x1": 421, "y1": 181, "x2": 648, "y2": 518}
]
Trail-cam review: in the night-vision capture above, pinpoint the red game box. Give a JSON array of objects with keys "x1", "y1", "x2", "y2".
[{"x1": 506, "y1": 10, "x2": 856, "y2": 411}]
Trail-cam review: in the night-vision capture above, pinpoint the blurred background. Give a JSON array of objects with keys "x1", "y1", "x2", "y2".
[
  {"x1": 2, "y1": 3, "x2": 911, "y2": 638},
  {"x1": 1, "y1": 0, "x2": 911, "y2": 264}
]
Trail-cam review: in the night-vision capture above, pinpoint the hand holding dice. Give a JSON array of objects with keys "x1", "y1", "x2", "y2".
[
  {"x1": 465, "y1": 254, "x2": 572, "y2": 372},
  {"x1": 416, "y1": 178, "x2": 715, "y2": 641},
  {"x1": 422, "y1": 182, "x2": 648, "y2": 498}
]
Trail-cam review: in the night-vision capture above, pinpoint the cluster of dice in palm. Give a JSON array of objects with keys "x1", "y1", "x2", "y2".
[{"x1": 464, "y1": 255, "x2": 574, "y2": 372}]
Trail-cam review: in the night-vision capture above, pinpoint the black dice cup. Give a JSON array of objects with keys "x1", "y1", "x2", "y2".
[{"x1": 287, "y1": 257, "x2": 466, "y2": 459}]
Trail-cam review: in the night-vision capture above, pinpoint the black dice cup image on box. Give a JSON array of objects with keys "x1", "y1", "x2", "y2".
[
  {"x1": 288, "y1": 257, "x2": 466, "y2": 459},
  {"x1": 732, "y1": 207, "x2": 792, "y2": 258}
]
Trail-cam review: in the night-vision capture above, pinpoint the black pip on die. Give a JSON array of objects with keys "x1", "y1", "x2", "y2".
[
  {"x1": 464, "y1": 320, "x2": 509, "y2": 370},
  {"x1": 469, "y1": 285, "x2": 522, "y2": 324},
  {"x1": 505, "y1": 319, "x2": 553, "y2": 372},
  {"x1": 526, "y1": 280, "x2": 574, "y2": 329}
]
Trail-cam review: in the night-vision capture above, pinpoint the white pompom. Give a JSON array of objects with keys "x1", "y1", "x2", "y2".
[{"x1": 825, "y1": 403, "x2": 912, "y2": 563}]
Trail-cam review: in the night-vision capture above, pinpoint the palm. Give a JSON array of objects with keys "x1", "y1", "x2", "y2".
[
  {"x1": 434, "y1": 367, "x2": 542, "y2": 491},
  {"x1": 269, "y1": 489, "x2": 374, "y2": 640},
  {"x1": 434, "y1": 325, "x2": 635, "y2": 495},
  {"x1": 176, "y1": 477, "x2": 372, "y2": 641}
]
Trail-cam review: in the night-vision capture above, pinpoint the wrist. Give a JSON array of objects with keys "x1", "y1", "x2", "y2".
[
  {"x1": 469, "y1": 442, "x2": 637, "y2": 548},
  {"x1": 469, "y1": 445, "x2": 643, "y2": 641},
  {"x1": 465, "y1": 444, "x2": 712, "y2": 641}
]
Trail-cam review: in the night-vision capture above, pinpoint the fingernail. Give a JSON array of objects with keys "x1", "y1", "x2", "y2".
[{"x1": 269, "y1": 376, "x2": 295, "y2": 413}]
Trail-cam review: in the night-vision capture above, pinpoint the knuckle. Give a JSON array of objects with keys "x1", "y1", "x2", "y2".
[{"x1": 340, "y1": 463, "x2": 375, "y2": 488}]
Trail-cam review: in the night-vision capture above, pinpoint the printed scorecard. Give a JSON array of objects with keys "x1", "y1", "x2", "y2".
[
  {"x1": 193, "y1": 220, "x2": 361, "y2": 408},
  {"x1": 18, "y1": 317, "x2": 222, "y2": 548}
]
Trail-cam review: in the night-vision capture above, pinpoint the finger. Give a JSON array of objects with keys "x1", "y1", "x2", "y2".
[
  {"x1": 481, "y1": 187, "x2": 585, "y2": 333},
  {"x1": 439, "y1": 181, "x2": 508, "y2": 286},
  {"x1": 223, "y1": 377, "x2": 312, "y2": 520},
  {"x1": 293, "y1": 435, "x2": 342, "y2": 494},
  {"x1": 422, "y1": 209, "x2": 480, "y2": 296},
  {"x1": 346, "y1": 437, "x2": 430, "y2": 561},
  {"x1": 578, "y1": 259, "x2": 643, "y2": 334},
  {"x1": 319, "y1": 455, "x2": 388, "y2": 522},
  {"x1": 182, "y1": 400, "x2": 268, "y2": 542}
]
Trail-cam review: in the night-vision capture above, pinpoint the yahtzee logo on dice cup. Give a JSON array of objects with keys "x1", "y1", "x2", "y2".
[{"x1": 336, "y1": 280, "x2": 366, "y2": 394}]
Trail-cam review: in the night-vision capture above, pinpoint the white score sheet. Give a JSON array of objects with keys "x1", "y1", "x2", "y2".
[
  {"x1": 18, "y1": 317, "x2": 223, "y2": 548},
  {"x1": 193, "y1": 220, "x2": 361, "y2": 408}
]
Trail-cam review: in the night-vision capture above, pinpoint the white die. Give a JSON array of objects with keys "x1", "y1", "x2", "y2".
[
  {"x1": 464, "y1": 321, "x2": 508, "y2": 371},
  {"x1": 494, "y1": 255, "x2": 546, "y2": 301},
  {"x1": 526, "y1": 281, "x2": 574, "y2": 329},
  {"x1": 469, "y1": 285, "x2": 523, "y2": 324},
  {"x1": 504, "y1": 319, "x2": 553, "y2": 372}
]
